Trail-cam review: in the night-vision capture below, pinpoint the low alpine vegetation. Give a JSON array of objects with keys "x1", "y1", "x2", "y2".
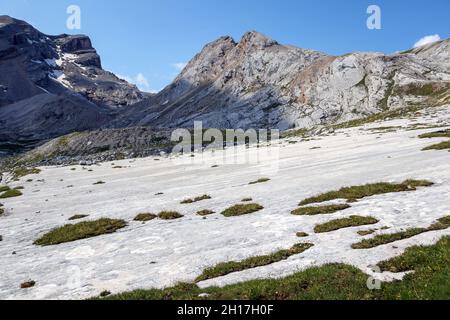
[
  {"x1": 296, "y1": 232, "x2": 309, "y2": 238},
  {"x1": 0, "y1": 188, "x2": 23, "y2": 199},
  {"x1": 68, "y1": 214, "x2": 89, "y2": 221},
  {"x1": 299, "y1": 180, "x2": 433, "y2": 205},
  {"x1": 181, "y1": 195, "x2": 211, "y2": 204},
  {"x1": 221, "y1": 203, "x2": 264, "y2": 217},
  {"x1": 11, "y1": 167, "x2": 41, "y2": 180},
  {"x1": 291, "y1": 204, "x2": 350, "y2": 216},
  {"x1": 314, "y1": 216, "x2": 379, "y2": 233},
  {"x1": 422, "y1": 140, "x2": 450, "y2": 151},
  {"x1": 20, "y1": 280, "x2": 36, "y2": 289},
  {"x1": 418, "y1": 129, "x2": 450, "y2": 139},
  {"x1": 195, "y1": 243, "x2": 314, "y2": 282},
  {"x1": 249, "y1": 178, "x2": 271, "y2": 185},
  {"x1": 158, "y1": 211, "x2": 184, "y2": 220},
  {"x1": 352, "y1": 216, "x2": 450, "y2": 249},
  {"x1": 0, "y1": 186, "x2": 10, "y2": 193},
  {"x1": 241, "y1": 198, "x2": 253, "y2": 202},
  {"x1": 197, "y1": 210, "x2": 215, "y2": 216},
  {"x1": 134, "y1": 213, "x2": 157, "y2": 222},
  {"x1": 93, "y1": 181, "x2": 106, "y2": 185},
  {"x1": 34, "y1": 218, "x2": 127, "y2": 246},
  {"x1": 98, "y1": 236, "x2": 450, "y2": 300}
]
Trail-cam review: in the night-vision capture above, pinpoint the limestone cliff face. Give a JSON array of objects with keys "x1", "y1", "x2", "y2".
[{"x1": 118, "y1": 31, "x2": 449, "y2": 130}]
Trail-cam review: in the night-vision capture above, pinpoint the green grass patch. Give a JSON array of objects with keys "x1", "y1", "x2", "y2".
[
  {"x1": 181, "y1": 195, "x2": 211, "y2": 204},
  {"x1": 158, "y1": 211, "x2": 184, "y2": 220},
  {"x1": 241, "y1": 198, "x2": 253, "y2": 202},
  {"x1": 419, "y1": 129, "x2": 450, "y2": 139},
  {"x1": 249, "y1": 178, "x2": 271, "y2": 185},
  {"x1": 296, "y1": 232, "x2": 309, "y2": 238},
  {"x1": 98, "y1": 237, "x2": 450, "y2": 300},
  {"x1": 34, "y1": 218, "x2": 127, "y2": 246},
  {"x1": 197, "y1": 210, "x2": 215, "y2": 216},
  {"x1": 195, "y1": 243, "x2": 314, "y2": 282},
  {"x1": 0, "y1": 188, "x2": 23, "y2": 199},
  {"x1": 291, "y1": 204, "x2": 351, "y2": 216},
  {"x1": 11, "y1": 167, "x2": 41, "y2": 180},
  {"x1": 314, "y1": 216, "x2": 379, "y2": 233},
  {"x1": 422, "y1": 140, "x2": 450, "y2": 151},
  {"x1": 352, "y1": 216, "x2": 450, "y2": 249},
  {"x1": 357, "y1": 229, "x2": 376, "y2": 236},
  {"x1": 221, "y1": 203, "x2": 264, "y2": 217},
  {"x1": 0, "y1": 186, "x2": 10, "y2": 193},
  {"x1": 299, "y1": 180, "x2": 433, "y2": 205},
  {"x1": 68, "y1": 214, "x2": 89, "y2": 221},
  {"x1": 134, "y1": 213, "x2": 157, "y2": 222}
]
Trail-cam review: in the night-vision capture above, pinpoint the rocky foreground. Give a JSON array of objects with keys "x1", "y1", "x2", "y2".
[{"x1": 0, "y1": 104, "x2": 449, "y2": 299}]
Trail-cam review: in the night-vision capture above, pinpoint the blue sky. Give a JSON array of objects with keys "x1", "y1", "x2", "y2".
[{"x1": 1, "y1": 0, "x2": 449, "y2": 92}]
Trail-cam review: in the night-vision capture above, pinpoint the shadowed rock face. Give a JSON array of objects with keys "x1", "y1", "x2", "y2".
[{"x1": 0, "y1": 15, "x2": 146, "y2": 154}]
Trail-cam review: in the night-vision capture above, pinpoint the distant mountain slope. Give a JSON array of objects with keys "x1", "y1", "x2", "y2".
[
  {"x1": 0, "y1": 15, "x2": 146, "y2": 153},
  {"x1": 115, "y1": 32, "x2": 449, "y2": 130}
]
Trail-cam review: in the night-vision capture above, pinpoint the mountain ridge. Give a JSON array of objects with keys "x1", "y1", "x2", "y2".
[{"x1": 1, "y1": 15, "x2": 449, "y2": 156}]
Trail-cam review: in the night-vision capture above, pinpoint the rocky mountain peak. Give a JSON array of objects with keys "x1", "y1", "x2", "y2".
[{"x1": 238, "y1": 31, "x2": 278, "y2": 50}]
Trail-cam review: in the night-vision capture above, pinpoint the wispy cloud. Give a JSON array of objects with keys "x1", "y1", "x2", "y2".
[
  {"x1": 171, "y1": 62, "x2": 187, "y2": 71},
  {"x1": 414, "y1": 34, "x2": 441, "y2": 48},
  {"x1": 117, "y1": 73, "x2": 156, "y2": 93}
]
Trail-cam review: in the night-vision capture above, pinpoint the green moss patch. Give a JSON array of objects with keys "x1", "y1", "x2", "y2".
[
  {"x1": 299, "y1": 180, "x2": 433, "y2": 205},
  {"x1": 249, "y1": 178, "x2": 271, "y2": 185},
  {"x1": 195, "y1": 243, "x2": 314, "y2": 282},
  {"x1": 158, "y1": 211, "x2": 184, "y2": 220},
  {"x1": 419, "y1": 129, "x2": 450, "y2": 139},
  {"x1": 11, "y1": 167, "x2": 41, "y2": 180},
  {"x1": 197, "y1": 210, "x2": 215, "y2": 216},
  {"x1": 221, "y1": 203, "x2": 264, "y2": 217},
  {"x1": 0, "y1": 188, "x2": 23, "y2": 199},
  {"x1": 181, "y1": 195, "x2": 211, "y2": 204},
  {"x1": 314, "y1": 216, "x2": 379, "y2": 233},
  {"x1": 134, "y1": 213, "x2": 157, "y2": 222},
  {"x1": 422, "y1": 140, "x2": 450, "y2": 151},
  {"x1": 291, "y1": 204, "x2": 350, "y2": 216},
  {"x1": 352, "y1": 216, "x2": 450, "y2": 249},
  {"x1": 34, "y1": 218, "x2": 127, "y2": 246},
  {"x1": 68, "y1": 214, "x2": 89, "y2": 221}
]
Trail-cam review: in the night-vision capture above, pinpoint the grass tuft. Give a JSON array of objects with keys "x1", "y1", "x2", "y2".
[
  {"x1": 291, "y1": 204, "x2": 350, "y2": 216},
  {"x1": 197, "y1": 210, "x2": 215, "y2": 216},
  {"x1": 314, "y1": 216, "x2": 379, "y2": 233},
  {"x1": 352, "y1": 216, "x2": 450, "y2": 249},
  {"x1": 34, "y1": 218, "x2": 127, "y2": 246},
  {"x1": 418, "y1": 129, "x2": 450, "y2": 139},
  {"x1": 299, "y1": 180, "x2": 433, "y2": 205},
  {"x1": 181, "y1": 195, "x2": 211, "y2": 204},
  {"x1": 0, "y1": 186, "x2": 10, "y2": 193},
  {"x1": 158, "y1": 211, "x2": 184, "y2": 220},
  {"x1": 195, "y1": 243, "x2": 314, "y2": 282},
  {"x1": 241, "y1": 198, "x2": 253, "y2": 202},
  {"x1": 12, "y1": 167, "x2": 41, "y2": 180},
  {"x1": 20, "y1": 281, "x2": 36, "y2": 289},
  {"x1": 134, "y1": 213, "x2": 157, "y2": 222},
  {"x1": 68, "y1": 214, "x2": 89, "y2": 221},
  {"x1": 422, "y1": 140, "x2": 450, "y2": 151},
  {"x1": 221, "y1": 203, "x2": 264, "y2": 217},
  {"x1": 296, "y1": 232, "x2": 309, "y2": 238},
  {"x1": 0, "y1": 189, "x2": 23, "y2": 199},
  {"x1": 249, "y1": 178, "x2": 271, "y2": 185}
]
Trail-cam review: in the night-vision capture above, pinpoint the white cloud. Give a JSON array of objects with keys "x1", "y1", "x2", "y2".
[
  {"x1": 171, "y1": 62, "x2": 187, "y2": 71},
  {"x1": 414, "y1": 34, "x2": 441, "y2": 48},
  {"x1": 117, "y1": 73, "x2": 156, "y2": 92}
]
